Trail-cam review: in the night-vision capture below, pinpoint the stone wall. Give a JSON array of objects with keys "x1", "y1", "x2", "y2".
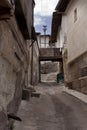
[
  {"x1": 58, "y1": 0, "x2": 87, "y2": 94},
  {"x1": 65, "y1": 0, "x2": 87, "y2": 63},
  {"x1": 0, "y1": 0, "x2": 39, "y2": 128},
  {"x1": 26, "y1": 40, "x2": 39, "y2": 86},
  {"x1": 41, "y1": 62, "x2": 59, "y2": 74},
  {"x1": 51, "y1": 0, "x2": 87, "y2": 93},
  {"x1": 66, "y1": 52, "x2": 87, "y2": 94},
  {"x1": 31, "y1": 41, "x2": 39, "y2": 85},
  {"x1": 39, "y1": 48, "x2": 62, "y2": 61},
  {"x1": 19, "y1": 0, "x2": 33, "y2": 38},
  {"x1": 0, "y1": 17, "x2": 27, "y2": 129}
]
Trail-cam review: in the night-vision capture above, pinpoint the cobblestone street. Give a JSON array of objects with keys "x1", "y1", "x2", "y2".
[{"x1": 14, "y1": 83, "x2": 87, "y2": 130}]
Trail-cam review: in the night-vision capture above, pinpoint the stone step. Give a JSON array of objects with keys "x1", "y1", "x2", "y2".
[{"x1": 31, "y1": 92, "x2": 40, "y2": 98}]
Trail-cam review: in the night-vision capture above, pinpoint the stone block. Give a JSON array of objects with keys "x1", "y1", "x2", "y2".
[
  {"x1": 81, "y1": 87, "x2": 87, "y2": 94},
  {"x1": 31, "y1": 92, "x2": 40, "y2": 98},
  {"x1": 0, "y1": 110, "x2": 8, "y2": 130},
  {"x1": 72, "y1": 80, "x2": 81, "y2": 91},
  {"x1": 80, "y1": 66, "x2": 87, "y2": 77},
  {"x1": 81, "y1": 78, "x2": 87, "y2": 88},
  {"x1": 66, "y1": 82, "x2": 73, "y2": 89},
  {"x1": 22, "y1": 89, "x2": 30, "y2": 101}
]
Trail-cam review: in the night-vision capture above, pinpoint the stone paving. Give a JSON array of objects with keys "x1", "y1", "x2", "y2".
[{"x1": 14, "y1": 83, "x2": 87, "y2": 130}]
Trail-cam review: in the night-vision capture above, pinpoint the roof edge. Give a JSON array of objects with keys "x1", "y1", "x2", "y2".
[{"x1": 55, "y1": 0, "x2": 70, "y2": 12}]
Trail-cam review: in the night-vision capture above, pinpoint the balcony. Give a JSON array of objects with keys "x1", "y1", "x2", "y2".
[{"x1": 39, "y1": 48, "x2": 62, "y2": 62}]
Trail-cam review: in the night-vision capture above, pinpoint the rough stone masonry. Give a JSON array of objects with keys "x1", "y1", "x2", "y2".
[{"x1": 0, "y1": 0, "x2": 39, "y2": 129}]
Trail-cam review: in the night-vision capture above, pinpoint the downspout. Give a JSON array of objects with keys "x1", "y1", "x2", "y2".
[
  {"x1": 35, "y1": 34, "x2": 40, "y2": 83},
  {"x1": 39, "y1": 59, "x2": 41, "y2": 82},
  {"x1": 36, "y1": 38, "x2": 40, "y2": 83},
  {"x1": 31, "y1": 0, "x2": 40, "y2": 84},
  {"x1": 30, "y1": 0, "x2": 35, "y2": 85},
  {"x1": 37, "y1": 39, "x2": 41, "y2": 83},
  {"x1": 31, "y1": 40, "x2": 34, "y2": 85},
  {"x1": 31, "y1": 39, "x2": 40, "y2": 84}
]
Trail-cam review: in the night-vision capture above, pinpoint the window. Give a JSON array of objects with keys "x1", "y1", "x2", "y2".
[
  {"x1": 64, "y1": 35, "x2": 67, "y2": 44},
  {"x1": 74, "y1": 8, "x2": 77, "y2": 22}
]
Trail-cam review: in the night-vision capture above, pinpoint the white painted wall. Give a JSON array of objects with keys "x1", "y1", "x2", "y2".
[
  {"x1": 37, "y1": 35, "x2": 50, "y2": 48},
  {"x1": 63, "y1": 0, "x2": 87, "y2": 63}
]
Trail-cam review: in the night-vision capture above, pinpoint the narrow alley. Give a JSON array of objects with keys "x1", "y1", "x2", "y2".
[
  {"x1": 0, "y1": 0, "x2": 87, "y2": 129},
  {"x1": 14, "y1": 83, "x2": 87, "y2": 130}
]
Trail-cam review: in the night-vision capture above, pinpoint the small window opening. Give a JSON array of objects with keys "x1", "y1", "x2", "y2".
[{"x1": 74, "y1": 8, "x2": 77, "y2": 22}]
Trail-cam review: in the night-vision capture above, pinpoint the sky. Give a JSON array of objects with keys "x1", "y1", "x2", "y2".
[{"x1": 34, "y1": 0, "x2": 59, "y2": 35}]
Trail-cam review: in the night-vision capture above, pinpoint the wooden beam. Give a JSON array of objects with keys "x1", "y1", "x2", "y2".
[
  {"x1": 0, "y1": 0, "x2": 12, "y2": 9},
  {"x1": 0, "y1": 0, "x2": 14, "y2": 19},
  {"x1": 0, "y1": 14, "x2": 11, "y2": 19}
]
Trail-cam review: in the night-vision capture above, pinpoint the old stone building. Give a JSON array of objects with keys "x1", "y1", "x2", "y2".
[
  {"x1": 37, "y1": 33, "x2": 62, "y2": 80},
  {"x1": 51, "y1": 11, "x2": 63, "y2": 76},
  {"x1": 36, "y1": 33, "x2": 50, "y2": 48},
  {"x1": 52, "y1": 0, "x2": 87, "y2": 94},
  {"x1": 0, "y1": 0, "x2": 39, "y2": 129}
]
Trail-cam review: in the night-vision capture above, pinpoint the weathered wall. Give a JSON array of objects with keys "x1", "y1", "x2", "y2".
[
  {"x1": 41, "y1": 62, "x2": 59, "y2": 74},
  {"x1": 60, "y1": 0, "x2": 87, "y2": 94},
  {"x1": 66, "y1": 52, "x2": 87, "y2": 94},
  {"x1": 26, "y1": 40, "x2": 32, "y2": 86},
  {"x1": 0, "y1": 0, "x2": 39, "y2": 128},
  {"x1": 18, "y1": 0, "x2": 40, "y2": 85},
  {"x1": 25, "y1": 40, "x2": 39, "y2": 86},
  {"x1": 40, "y1": 48, "x2": 62, "y2": 59},
  {"x1": 19, "y1": 0, "x2": 33, "y2": 38},
  {"x1": 65, "y1": 0, "x2": 87, "y2": 63},
  {"x1": 0, "y1": 0, "x2": 12, "y2": 8},
  {"x1": 0, "y1": 17, "x2": 27, "y2": 129},
  {"x1": 31, "y1": 41, "x2": 39, "y2": 85}
]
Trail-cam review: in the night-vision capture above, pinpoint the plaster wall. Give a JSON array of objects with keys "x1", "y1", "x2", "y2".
[{"x1": 65, "y1": 0, "x2": 87, "y2": 63}]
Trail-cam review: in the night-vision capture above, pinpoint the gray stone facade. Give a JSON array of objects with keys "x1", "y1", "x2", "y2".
[
  {"x1": 0, "y1": 16, "x2": 27, "y2": 129},
  {"x1": 62, "y1": 0, "x2": 87, "y2": 94},
  {"x1": 66, "y1": 52, "x2": 87, "y2": 94},
  {"x1": 0, "y1": 0, "x2": 39, "y2": 129},
  {"x1": 52, "y1": 0, "x2": 87, "y2": 94}
]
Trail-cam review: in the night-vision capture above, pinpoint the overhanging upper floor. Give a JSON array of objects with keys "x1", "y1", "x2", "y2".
[
  {"x1": 39, "y1": 48, "x2": 62, "y2": 62},
  {"x1": 0, "y1": 0, "x2": 14, "y2": 19}
]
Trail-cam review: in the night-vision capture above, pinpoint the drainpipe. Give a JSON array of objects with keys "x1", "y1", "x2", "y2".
[
  {"x1": 36, "y1": 36, "x2": 40, "y2": 83},
  {"x1": 39, "y1": 60, "x2": 41, "y2": 82},
  {"x1": 30, "y1": 40, "x2": 34, "y2": 85},
  {"x1": 31, "y1": 0, "x2": 35, "y2": 85}
]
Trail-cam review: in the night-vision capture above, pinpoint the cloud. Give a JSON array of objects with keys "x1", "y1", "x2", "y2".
[
  {"x1": 34, "y1": 16, "x2": 46, "y2": 26},
  {"x1": 34, "y1": 0, "x2": 59, "y2": 34},
  {"x1": 34, "y1": 16, "x2": 52, "y2": 34},
  {"x1": 34, "y1": 0, "x2": 59, "y2": 16}
]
